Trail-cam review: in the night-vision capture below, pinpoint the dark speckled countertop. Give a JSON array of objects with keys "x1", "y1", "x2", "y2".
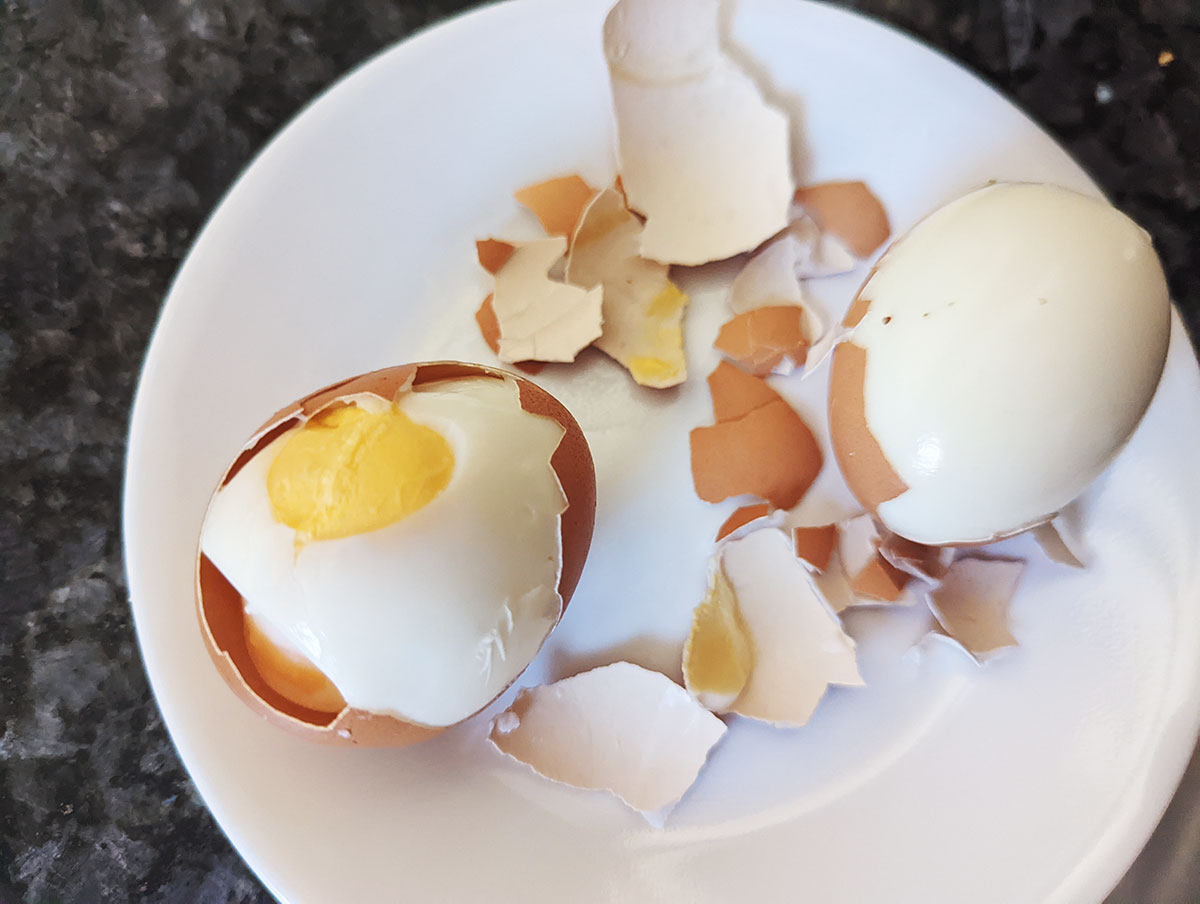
[{"x1": 2, "y1": 1, "x2": 1197, "y2": 902}]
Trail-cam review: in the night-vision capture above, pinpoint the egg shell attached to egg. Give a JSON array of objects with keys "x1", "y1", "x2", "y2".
[
  {"x1": 829, "y1": 182, "x2": 1171, "y2": 546},
  {"x1": 195, "y1": 362, "x2": 596, "y2": 747}
]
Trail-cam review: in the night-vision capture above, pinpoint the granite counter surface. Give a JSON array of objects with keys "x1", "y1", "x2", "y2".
[{"x1": 2, "y1": 1, "x2": 1197, "y2": 901}]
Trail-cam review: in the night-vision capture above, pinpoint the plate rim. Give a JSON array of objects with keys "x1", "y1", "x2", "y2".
[{"x1": 121, "y1": 2, "x2": 1200, "y2": 902}]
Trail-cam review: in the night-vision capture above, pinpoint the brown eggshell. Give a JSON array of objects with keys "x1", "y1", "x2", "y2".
[
  {"x1": 474, "y1": 294, "x2": 545, "y2": 376},
  {"x1": 691, "y1": 362, "x2": 823, "y2": 510},
  {"x1": 514, "y1": 174, "x2": 597, "y2": 239},
  {"x1": 793, "y1": 181, "x2": 890, "y2": 259},
  {"x1": 196, "y1": 362, "x2": 597, "y2": 747},
  {"x1": 713, "y1": 305, "x2": 810, "y2": 377},
  {"x1": 828, "y1": 323, "x2": 908, "y2": 513},
  {"x1": 793, "y1": 524, "x2": 837, "y2": 573},
  {"x1": 715, "y1": 502, "x2": 771, "y2": 541},
  {"x1": 476, "y1": 238, "x2": 516, "y2": 274}
]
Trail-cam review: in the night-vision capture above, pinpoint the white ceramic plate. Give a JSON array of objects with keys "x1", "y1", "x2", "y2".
[{"x1": 123, "y1": 1, "x2": 1200, "y2": 901}]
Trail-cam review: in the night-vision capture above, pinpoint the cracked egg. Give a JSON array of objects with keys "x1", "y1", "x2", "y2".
[{"x1": 196, "y1": 362, "x2": 596, "y2": 746}]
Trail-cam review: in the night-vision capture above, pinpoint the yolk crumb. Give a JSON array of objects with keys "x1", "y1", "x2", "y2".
[{"x1": 268, "y1": 403, "x2": 454, "y2": 541}]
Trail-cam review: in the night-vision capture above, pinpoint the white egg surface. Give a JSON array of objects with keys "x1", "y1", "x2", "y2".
[
  {"x1": 200, "y1": 376, "x2": 568, "y2": 728},
  {"x1": 832, "y1": 182, "x2": 1171, "y2": 545}
]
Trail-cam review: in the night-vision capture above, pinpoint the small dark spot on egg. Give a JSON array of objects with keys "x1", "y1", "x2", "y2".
[
  {"x1": 882, "y1": 316, "x2": 892, "y2": 325},
  {"x1": 923, "y1": 312, "x2": 930, "y2": 318},
  {"x1": 1038, "y1": 297, "x2": 1048, "y2": 305}
]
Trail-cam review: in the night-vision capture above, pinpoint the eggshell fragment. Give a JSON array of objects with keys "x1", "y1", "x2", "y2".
[
  {"x1": 925, "y1": 557, "x2": 1024, "y2": 661},
  {"x1": 878, "y1": 533, "x2": 954, "y2": 582},
  {"x1": 690, "y1": 363, "x2": 823, "y2": 509},
  {"x1": 707, "y1": 359, "x2": 779, "y2": 421},
  {"x1": 715, "y1": 502, "x2": 771, "y2": 542},
  {"x1": 782, "y1": 213, "x2": 860, "y2": 279},
  {"x1": 828, "y1": 336, "x2": 909, "y2": 509},
  {"x1": 565, "y1": 186, "x2": 688, "y2": 388},
  {"x1": 683, "y1": 564, "x2": 753, "y2": 711},
  {"x1": 488, "y1": 662, "x2": 726, "y2": 822},
  {"x1": 714, "y1": 306, "x2": 810, "y2": 377},
  {"x1": 793, "y1": 524, "x2": 837, "y2": 573},
  {"x1": 721, "y1": 529, "x2": 863, "y2": 726},
  {"x1": 811, "y1": 514, "x2": 914, "y2": 613},
  {"x1": 729, "y1": 233, "x2": 810, "y2": 315},
  {"x1": 490, "y1": 236, "x2": 604, "y2": 363},
  {"x1": 1032, "y1": 515, "x2": 1087, "y2": 568},
  {"x1": 514, "y1": 174, "x2": 597, "y2": 238},
  {"x1": 196, "y1": 362, "x2": 597, "y2": 746},
  {"x1": 603, "y1": 0, "x2": 794, "y2": 264},
  {"x1": 793, "y1": 181, "x2": 891, "y2": 259},
  {"x1": 474, "y1": 294, "x2": 544, "y2": 375},
  {"x1": 476, "y1": 238, "x2": 515, "y2": 274}
]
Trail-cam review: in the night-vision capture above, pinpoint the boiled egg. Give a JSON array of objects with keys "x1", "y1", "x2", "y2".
[
  {"x1": 830, "y1": 182, "x2": 1170, "y2": 545},
  {"x1": 196, "y1": 363, "x2": 595, "y2": 745}
]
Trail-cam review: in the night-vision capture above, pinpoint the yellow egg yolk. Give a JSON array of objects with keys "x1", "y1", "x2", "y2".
[{"x1": 267, "y1": 402, "x2": 454, "y2": 541}]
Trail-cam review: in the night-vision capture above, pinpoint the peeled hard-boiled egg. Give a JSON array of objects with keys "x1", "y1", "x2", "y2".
[
  {"x1": 196, "y1": 362, "x2": 596, "y2": 746},
  {"x1": 830, "y1": 182, "x2": 1170, "y2": 546}
]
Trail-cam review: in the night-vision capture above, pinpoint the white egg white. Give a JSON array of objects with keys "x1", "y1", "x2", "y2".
[
  {"x1": 853, "y1": 182, "x2": 1170, "y2": 545},
  {"x1": 200, "y1": 377, "x2": 567, "y2": 727}
]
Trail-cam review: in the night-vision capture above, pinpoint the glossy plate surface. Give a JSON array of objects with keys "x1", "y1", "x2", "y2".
[{"x1": 124, "y1": 1, "x2": 1200, "y2": 901}]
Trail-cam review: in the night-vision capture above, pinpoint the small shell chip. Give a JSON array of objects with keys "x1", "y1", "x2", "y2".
[
  {"x1": 715, "y1": 502, "x2": 772, "y2": 542},
  {"x1": 515, "y1": 174, "x2": 597, "y2": 239},
  {"x1": 793, "y1": 181, "x2": 891, "y2": 259}
]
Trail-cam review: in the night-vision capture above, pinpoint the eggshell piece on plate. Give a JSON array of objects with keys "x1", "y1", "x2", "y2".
[
  {"x1": 490, "y1": 236, "x2": 604, "y2": 363},
  {"x1": 721, "y1": 529, "x2": 863, "y2": 726},
  {"x1": 195, "y1": 362, "x2": 597, "y2": 746},
  {"x1": 793, "y1": 524, "x2": 837, "y2": 573},
  {"x1": 1031, "y1": 516, "x2": 1087, "y2": 568},
  {"x1": 488, "y1": 662, "x2": 726, "y2": 823},
  {"x1": 514, "y1": 174, "x2": 597, "y2": 238},
  {"x1": 877, "y1": 532, "x2": 954, "y2": 582},
  {"x1": 683, "y1": 564, "x2": 753, "y2": 711},
  {"x1": 690, "y1": 363, "x2": 823, "y2": 509},
  {"x1": 925, "y1": 556, "x2": 1024, "y2": 661},
  {"x1": 838, "y1": 513, "x2": 911, "y2": 603},
  {"x1": 793, "y1": 181, "x2": 891, "y2": 259},
  {"x1": 714, "y1": 305, "x2": 810, "y2": 377},
  {"x1": 781, "y1": 212, "x2": 860, "y2": 280},
  {"x1": 706, "y1": 359, "x2": 779, "y2": 422},
  {"x1": 729, "y1": 233, "x2": 810, "y2": 316},
  {"x1": 476, "y1": 238, "x2": 515, "y2": 275},
  {"x1": 715, "y1": 502, "x2": 772, "y2": 542},
  {"x1": 565, "y1": 186, "x2": 689, "y2": 388},
  {"x1": 811, "y1": 514, "x2": 914, "y2": 613},
  {"x1": 474, "y1": 294, "x2": 544, "y2": 375},
  {"x1": 603, "y1": 0, "x2": 794, "y2": 264}
]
